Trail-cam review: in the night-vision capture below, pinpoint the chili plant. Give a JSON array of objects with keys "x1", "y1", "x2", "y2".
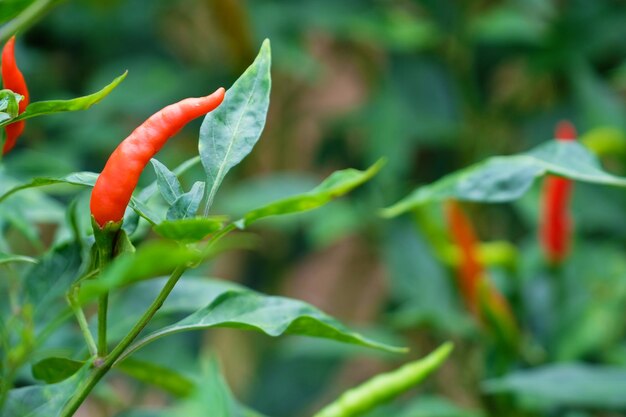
[{"x1": 0, "y1": 37, "x2": 452, "y2": 417}]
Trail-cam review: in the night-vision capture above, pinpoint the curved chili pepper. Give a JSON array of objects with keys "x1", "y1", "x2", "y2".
[
  {"x1": 90, "y1": 88, "x2": 225, "y2": 227},
  {"x1": 2, "y1": 36, "x2": 30, "y2": 154},
  {"x1": 540, "y1": 121, "x2": 576, "y2": 264}
]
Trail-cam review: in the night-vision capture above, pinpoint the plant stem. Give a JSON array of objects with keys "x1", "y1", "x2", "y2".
[
  {"x1": 0, "y1": 0, "x2": 66, "y2": 44},
  {"x1": 59, "y1": 266, "x2": 187, "y2": 417},
  {"x1": 68, "y1": 294, "x2": 98, "y2": 357},
  {"x1": 97, "y1": 293, "x2": 108, "y2": 356}
]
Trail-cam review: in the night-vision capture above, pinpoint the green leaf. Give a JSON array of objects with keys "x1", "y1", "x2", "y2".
[
  {"x1": 151, "y1": 159, "x2": 183, "y2": 205},
  {"x1": 32, "y1": 357, "x2": 84, "y2": 384},
  {"x1": 118, "y1": 286, "x2": 406, "y2": 363},
  {"x1": 483, "y1": 364, "x2": 626, "y2": 409},
  {"x1": 0, "y1": 172, "x2": 98, "y2": 204},
  {"x1": 166, "y1": 181, "x2": 205, "y2": 220},
  {"x1": 153, "y1": 217, "x2": 227, "y2": 242},
  {"x1": 312, "y1": 343, "x2": 453, "y2": 417},
  {"x1": 117, "y1": 359, "x2": 195, "y2": 397},
  {"x1": 1, "y1": 363, "x2": 90, "y2": 417},
  {"x1": 235, "y1": 159, "x2": 385, "y2": 228},
  {"x1": 0, "y1": 251, "x2": 36, "y2": 265},
  {"x1": 0, "y1": 72, "x2": 128, "y2": 127},
  {"x1": 77, "y1": 241, "x2": 200, "y2": 303},
  {"x1": 199, "y1": 39, "x2": 272, "y2": 212},
  {"x1": 382, "y1": 141, "x2": 626, "y2": 217}
]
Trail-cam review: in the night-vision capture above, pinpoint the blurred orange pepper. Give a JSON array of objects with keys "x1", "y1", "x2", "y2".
[
  {"x1": 445, "y1": 200, "x2": 518, "y2": 346},
  {"x1": 540, "y1": 121, "x2": 576, "y2": 265}
]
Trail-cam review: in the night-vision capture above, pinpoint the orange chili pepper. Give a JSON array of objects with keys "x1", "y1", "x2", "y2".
[
  {"x1": 2, "y1": 36, "x2": 30, "y2": 154},
  {"x1": 540, "y1": 121, "x2": 576, "y2": 264},
  {"x1": 90, "y1": 88, "x2": 225, "y2": 227}
]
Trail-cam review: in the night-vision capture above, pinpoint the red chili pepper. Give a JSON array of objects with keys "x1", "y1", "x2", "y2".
[
  {"x1": 2, "y1": 36, "x2": 30, "y2": 154},
  {"x1": 90, "y1": 88, "x2": 225, "y2": 227},
  {"x1": 445, "y1": 200, "x2": 483, "y2": 313},
  {"x1": 540, "y1": 121, "x2": 576, "y2": 264}
]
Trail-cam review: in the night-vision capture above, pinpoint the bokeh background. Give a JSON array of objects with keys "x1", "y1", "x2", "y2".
[{"x1": 5, "y1": 0, "x2": 626, "y2": 416}]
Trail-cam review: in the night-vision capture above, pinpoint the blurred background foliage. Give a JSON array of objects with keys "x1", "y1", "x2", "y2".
[{"x1": 4, "y1": 0, "x2": 626, "y2": 416}]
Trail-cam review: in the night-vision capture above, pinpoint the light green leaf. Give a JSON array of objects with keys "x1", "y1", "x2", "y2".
[
  {"x1": 119, "y1": 287, "x2": 406, "y2": 363},
  {"x1": 236, "y1": 159, "x2": 385, "y2": 228},
  {"x1": 0, "y1": 72, "x2": 128, "y2": 127},
  {"x1": 77, "y1": 242, "x2": 200, "y2": 303},
  {"x1": 151, "y1": 159, "x2": 183, "y2": 205},
  {"x1": 199, "y1": 39, "x2": 271, "y2": 213},
  {"x1": 483, "y1": 364, "x2": 626, "y2": 409},
  {"x1": 382, "y1": 141, "x2": 626, "y2": 217},
  {"x1": 166, "y1": 181, "x2": 205, "y2": 220},
  {"x1": 153, "y1": 217, "x2": 227, "y2": 242},
  {"x1": 31, "y1": 357, "x2": 84, "y2": 384}
]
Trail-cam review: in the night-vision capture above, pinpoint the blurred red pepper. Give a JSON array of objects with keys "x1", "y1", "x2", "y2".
[
  {"x1": 2, "y1": 36, "x2": 29, "y2": 154},
  {"x1": 540, "y1": 121, "x2": 576, "y2": 265}
]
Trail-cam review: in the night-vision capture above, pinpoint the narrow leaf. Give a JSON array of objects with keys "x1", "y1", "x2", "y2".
[
  {"x1": 382, "y1": 141, "x2": 626, "y2": 217},
  {"x1": 151, "y1": 159, "x2": 183, "y2": 205},
  {"x1": 0, "y1": 172, "x2": 98, "y2": 203},
  {"x1": 0, "y1": 71, "x2": 128, "y2": 127},
  {"x1": 236, "y1": 159, "x2": 385, "y2": 228},
  {"x1": 166, "y1": 181, "x2": 205, "y2": 220},
  {"x1": 0, "y1": 251, "x2": 36, "y2": 265},
  {"x1": 199, "y1": 39, "x2": 272, "y2": 213}
]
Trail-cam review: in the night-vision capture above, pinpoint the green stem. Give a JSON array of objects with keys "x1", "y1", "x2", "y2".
[
  {"x1": 97, "y1": 293, "x2": 108, "y2": 356},
  {"x1": 59, "y1": 266, "x2": 187, "y2": 417},
  {"x1": 67, "y1": 292, "x2": 97, "y2": 357},
  {"x1": 0, "y1": 0, "x2": 66, "y2": 44}
]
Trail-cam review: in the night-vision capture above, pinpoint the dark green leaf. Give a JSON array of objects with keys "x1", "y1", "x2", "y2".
[
  {"x1": 151, "y1": 159, "x2": 183, "y2": 205},
  {"x1": 32, "y1": 357, "x2": 84, "y2": 384},
  {"x1": 199, "y1": 39, "x2": 272, "y2": 212},
  {"x1": 0, "y1": 72, "x2": 128, "y2": 127},
  {"x1": 166, "y1": 181, "x2": 205, "y2": 220},
  {"x1": 236, "y1": 159, "x2": 385, "y2": 228},
  {"x1": 119, "y1": 287, "x2": 406, "y2": 362},
  {"x1": 1, "y1": 363, "x2": 89, "y2": 417},
  {"x1": 153, "y1": 217, "x2": 227, "y2": 242},
  {"x1": 383, "y1": 141, "x2": 626, "y2": 217},
  {"x1": 483, "y1": 364, "x2": 626, "y2": 409}
]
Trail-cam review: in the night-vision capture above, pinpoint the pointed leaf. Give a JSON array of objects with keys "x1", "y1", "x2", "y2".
[
  {"x1": 119, "y1": 288, "x2": 406, "y2": 362},
  {"x1": 236, "y1": 159, "x2": 385, "y2": 228},
  {"x1": 0, "y1": 172, "x2": 98, "y2": 203},
  {"x1": 166, "y1": 181, "x2": 205, "y2": 220},
  {"x1": 151, "y1": 159, "x2": 183, "y2": 205},
  {"x1": 382, "y1": 141, "x2": 626, "y2": 217},
  {"x1": 199, "y1": 39, "x2": 272, "y2": 212},
  {"x1": 0, "y1": 72, "x2": 128, "y2": 127}
]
